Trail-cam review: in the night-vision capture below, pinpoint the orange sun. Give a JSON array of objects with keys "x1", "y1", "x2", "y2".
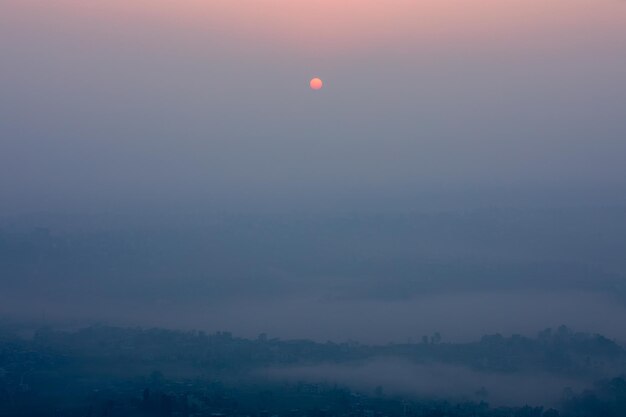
[{"x1": 310, "y1": 77, "x2": 323, "y2": 90}]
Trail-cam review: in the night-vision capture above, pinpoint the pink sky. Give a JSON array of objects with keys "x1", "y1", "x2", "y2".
[
  {"x1": 4, "y1": 0, "x2": 626, "y2": 55},
  {"x1": 1, "y1": 0, "x2": 625, "y2": 214}
]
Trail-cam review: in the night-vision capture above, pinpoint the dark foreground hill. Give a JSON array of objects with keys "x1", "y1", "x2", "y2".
[{"x1": 1, "y1": 323, "x2": 626, "y2": 416}]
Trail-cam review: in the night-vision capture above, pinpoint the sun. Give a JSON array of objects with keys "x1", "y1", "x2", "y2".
[{"x1": 310, "y1": 77, "x2": 323, "y2": 90}]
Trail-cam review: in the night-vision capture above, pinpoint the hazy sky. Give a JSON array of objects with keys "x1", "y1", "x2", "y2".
[
  {"x1": 2, "y1": 2, "x2": 626, "y2": 344},
  {"x1": 1, "y1": 0, "x2": 626, "y2": 214}
]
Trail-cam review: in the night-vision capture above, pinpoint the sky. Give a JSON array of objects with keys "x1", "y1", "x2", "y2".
[
  {"x1": 1, "y1": 1, "x2": 626, "y2": 344},
  {"x1": 1, "y1": 0, "x2": 626, "y2": 215}
]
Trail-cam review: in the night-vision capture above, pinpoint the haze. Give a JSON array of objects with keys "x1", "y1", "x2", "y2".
[{"x1": 1, "y1": 0, "x2": 626, "y2": 353}]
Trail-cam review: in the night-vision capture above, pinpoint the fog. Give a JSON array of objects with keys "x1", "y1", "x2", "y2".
[
  {"x1": 4, "y1": 290, "x2": 626, "y2": 345},
  {"x1": 2, "y1": 209, "x2": 626, "y2": 343},
  {"x1": 261, "y1": 359, "x2": 590, "y2": 407},
  {"x1": 1, "y1": 1, "x2": 626, "y2": 414}
]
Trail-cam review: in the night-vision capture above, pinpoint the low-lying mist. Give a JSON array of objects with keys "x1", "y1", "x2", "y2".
[{"x1": 260, "y1": 358, "x2": 590, "y2": 407}]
